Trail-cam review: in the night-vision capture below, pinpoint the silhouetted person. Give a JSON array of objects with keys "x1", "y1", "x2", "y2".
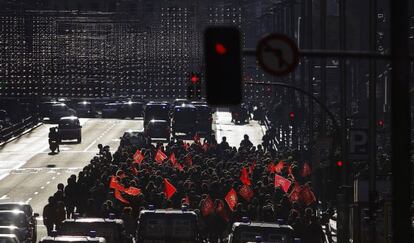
[{"x1": 43, "y1": 196, "x2": 57, "y2": 236}]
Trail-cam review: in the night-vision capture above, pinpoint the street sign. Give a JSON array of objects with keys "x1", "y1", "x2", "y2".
[
  {"x1": 349, "y1": 129, "x2": 369, "y2": 160},
  {"x1": 256, "y1": 33, "x2": 299, "y2": 76}
]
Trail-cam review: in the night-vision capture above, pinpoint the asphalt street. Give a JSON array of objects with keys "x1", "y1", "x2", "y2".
[{"x1": 0, "y1": 112, "x2": 265, "y2": 242}]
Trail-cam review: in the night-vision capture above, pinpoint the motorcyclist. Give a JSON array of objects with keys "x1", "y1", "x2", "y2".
[{"x1": 49, "y1": 127, "x2": 60, "y2": 153}]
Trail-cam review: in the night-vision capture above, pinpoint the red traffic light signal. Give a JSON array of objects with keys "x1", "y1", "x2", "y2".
[
  {"x1": 336, "y1": 160, "x2": 343, "y2": 167},
  {"x1": 377, "y1": 119, "x2": 384, "y2": 127},
  {"x1": 215, "y1": 43, "x2": 227, "y2": 55},
  {"x1": 289, "y1": 112, "x2": 295, "y2": 119},
  {"x1": 190, "y1": 73, "x2": 200, "y2": 84}
]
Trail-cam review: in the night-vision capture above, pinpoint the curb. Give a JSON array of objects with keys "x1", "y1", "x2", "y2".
[{"x1": 0, "y1": 122, "x2": 43, "y2": 147}]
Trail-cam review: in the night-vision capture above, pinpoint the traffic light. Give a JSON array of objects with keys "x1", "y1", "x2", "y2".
[
  {"x1": 190, "y1": 73, "x2": 200, "y2": 85},
  {"x1": 288, "y1": 111, "x2": 295, "y2": 125},
  {"x1": 204, "y1": 26, "x2": 242, "y2": 106}
]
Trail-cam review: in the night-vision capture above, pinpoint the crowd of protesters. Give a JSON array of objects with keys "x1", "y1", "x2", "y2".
[{"x1": 43, "y1": 133, "x2": 327, "y2": 243}]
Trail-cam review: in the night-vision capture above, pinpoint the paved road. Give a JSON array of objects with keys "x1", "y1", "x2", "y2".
[{"x1": 0, "y1": 112, "x2": 265, "y2": 242}]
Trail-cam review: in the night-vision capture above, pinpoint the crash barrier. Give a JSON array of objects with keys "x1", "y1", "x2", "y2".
[{"x1": 0, "y1": 116, "x2": 41, "y2": 145}]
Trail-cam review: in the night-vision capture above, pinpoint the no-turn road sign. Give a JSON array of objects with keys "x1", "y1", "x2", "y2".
[{"x1": 256, "y1": 33, "x2": 299, "y2": 76}]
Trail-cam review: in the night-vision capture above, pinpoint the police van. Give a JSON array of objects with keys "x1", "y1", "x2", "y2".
[
  {"x1": 143, "y1": 102, "x2": 170, "y2": 127},
  {"x1": 171, "y1": 104, "x2": 197, "y2": 137},
  {"x1": 58, "y1": 217, "x2": 132, "y2": 243},
  {"x1": 227, "y1": 218, "x2": 296, "y2": 243},
  {"x1": 136, "y1": 206, "x2": 200, "y2": 243}
]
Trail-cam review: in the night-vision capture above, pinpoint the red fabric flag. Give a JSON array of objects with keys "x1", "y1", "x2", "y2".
[
  {"x1": 169, "y1": 153, "x2": 177, "y2": 166},
  {"x1": 163, "y1": 178, "x2": 177, "y2": 200},
  {"x1": 175, "y1": 162, "x2": 184, "y2": 171},
  {"x1": 274, "y1": 160, "x2": 285, "y2": 174},
  {"x1": 124, "y1": 187, "x2": 141, "y2": 196},
  {"x1": 289, "y1": 183, "x2": 302, "y2": 203},
  {"x1": 239, "y1": 185, "x2": 254, "y2": 202},
  {"x1": 185, "y1": 154, "x2": 193, "y2": 167},
  {"x1": 201, "y1": 195, "x2": 214, "y2": 217},
  {"x1": 155, "y1": 149, "x2": 167, "y2": 164},
  {"x1": 300, "y1": 184, "x2": 316, "y2": 206},
  {"x1": 109, "y1": 176, "x2": 124, "y2": 191},
  {"x1": 133, "y1": 149, "x2": 145, "y2": 164},
  {"x1": 114, "y1": 189, "x2": 129, "y2": 204},
  {"x1": 216, "y1": 200, "x2": 230, "y2": 221},
  {"x1": 193, "y1": 133, "x2": 201, "y2": 144},
  {"x1": 240, "y1": 167, "x2": 251, "y2": 186},
  {"x1": 225, "y1": 188, "x2": 238, "y2": 211},
  {"x1": 267, "y1": 162, "x2": 275, "y2": 173},
  {"x1": 300, "y1": 162, "x2": 312, "y2": 177},
  {"x1": 183, "y1": 142, "x2": 190, "y2": 151},
  {"x1": 274, "y1": 174, "x2": 292, "y2": 193},
  {"x1": 131, "y1": 164, "x2": 138, "y2": 175}
]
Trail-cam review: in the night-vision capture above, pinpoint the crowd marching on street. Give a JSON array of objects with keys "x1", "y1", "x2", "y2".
[{"x1": 43, "y1": 133, "x2": 327, "y2": 243}]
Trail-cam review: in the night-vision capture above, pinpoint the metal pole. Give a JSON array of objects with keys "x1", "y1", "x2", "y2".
[
  {"x1": 390, "y1": 0, "x2": 412, "y2": 242},
  {"x1": 307, "y1": 0, "x2": 314, "y2": 158},
  {"x1": 368, "y1": 0, "x2": 378, "y2": 242},
  {"x1": 338, "y1": 0, "x2": 349, "y2": 242},
  {"x1": 320, "y1": 0, "x2": 327, "y2": 136}
]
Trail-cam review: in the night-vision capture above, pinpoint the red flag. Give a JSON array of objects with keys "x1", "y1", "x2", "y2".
[
  {"x1": 267, "y1": 162, "x2": 275, "y2": 173},
  {"x1": 131, "y1": 164, "x2": 138, "y2": 175},
  {"x1": 183, "y1": 142, "x2": 190, "y2": 151},
  {"x1": 175, "y1": 162, "x2": 184, "y2": 171},
  {"x1": 109, "y1": 176, "x2": 124, "y2": 191},
  {"x1": 118, "y1": 171, "x2": 126, "y2": 179},
  {"x1": 225, "y1": 188, "x2": 238, "y2": 211},
  {"x1": 300, "y1": 184, "x2": 316, "y2": 206},
  {"x1": 274, "y1": 174, "x2": 292, "y2": 193},
  {"x1": 114, "y1": 189, "x2": 129, "y2": 204},
  {"x1": 133, "y1": 149, "x2": 145, "y2": 164},
  {"x1": 216, "y1": 200, "x2": 230, "y2": 221},
  {"x1": 182, "y1": 195, "x2": 190, "y2": 205},
  {"x1": 300, "y1": 162, "x2": 312, "y2": 177},
  {"x1": 193, "y1": 133, "x2": 201, "y2": 144},
  {"x1": 240, "y1": 167, "x2": 251, "y2": 186},
  {"x1": 185, "y1": 154, "x2": 193, "y2": 167},
  {"x1": 163, "y1": 178, "x2": 177, "y2": 200},
  {"x1": 274, "y1": 160, "x2": 285, "y2": 174},
  {"x1": 169, "y1": 153, "x2": 177, "y2": 166},
  {"x1": 155, "y1": 149, "x2": 167, "y2": 164},
  {"x1": 249, "y1": 161, "x2": 256, "y2": 175},
  {"x1": 201, "y1": 195, "x2": 214, "y2": 217},
  {"x1": 124, "y1": 187, "x2": 141, "y2": 196},
  {"x1": 289, "y1": 183, "x2": 302, "y2": 202},
  {"x1": 239, "y1": 185, "x2": 254, "y2": 202}
]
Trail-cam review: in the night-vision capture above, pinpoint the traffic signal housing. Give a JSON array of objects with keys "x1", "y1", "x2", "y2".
[{"x1": 204, "y1": 26, "x2": 242, "y2": 106}]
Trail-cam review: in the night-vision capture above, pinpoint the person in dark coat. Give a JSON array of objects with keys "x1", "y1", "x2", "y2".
[{"x1": 43, "y1": 196, "x2": 57, "y2": 236}]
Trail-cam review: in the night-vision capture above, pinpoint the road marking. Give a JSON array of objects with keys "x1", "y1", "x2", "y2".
[
  {"x1": 40, "y1": 186, "x2": 45, "y2": 189},
  {"x1": 0, "y1": 195, "x2": 8, "y2": 200},
  {"x1": 26, "y1": 198, "x2": 32, "y2": 203},
  {"x1": 34, "y1": 192, "x2": 38, "y2": 195},
  {"x1": 83, "y1": 139, "x2": 97, "y2": 152},
  {"x1": 52, "y1": 176, "x2": 56, "y2": 180},
  {"x1": 46, "y1": 181, "x2": 50, "y2": 184}
]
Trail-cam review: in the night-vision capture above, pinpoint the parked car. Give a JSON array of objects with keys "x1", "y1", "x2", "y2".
[
  {"x1": 57, "y1": 116, "x2": 82, "y2": 143},
  {"x1": 0, "y1": 227, "x2": 22, "y2": 242},
  {"x1": 144, "y1": 120, "x2": 170, "y2": 142},
  {"x1": 0, "y1": 210, "x2": 35, "y2": 243},
  {"x1": 171, "y1": 104, "x2": 197, "y2": 137},
  {"x1": 0, "y1": 203, "x2": 38, "y2": 243},
  {"x1": 73, "y1": 101, "x2": 97, "y2": 118}
]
